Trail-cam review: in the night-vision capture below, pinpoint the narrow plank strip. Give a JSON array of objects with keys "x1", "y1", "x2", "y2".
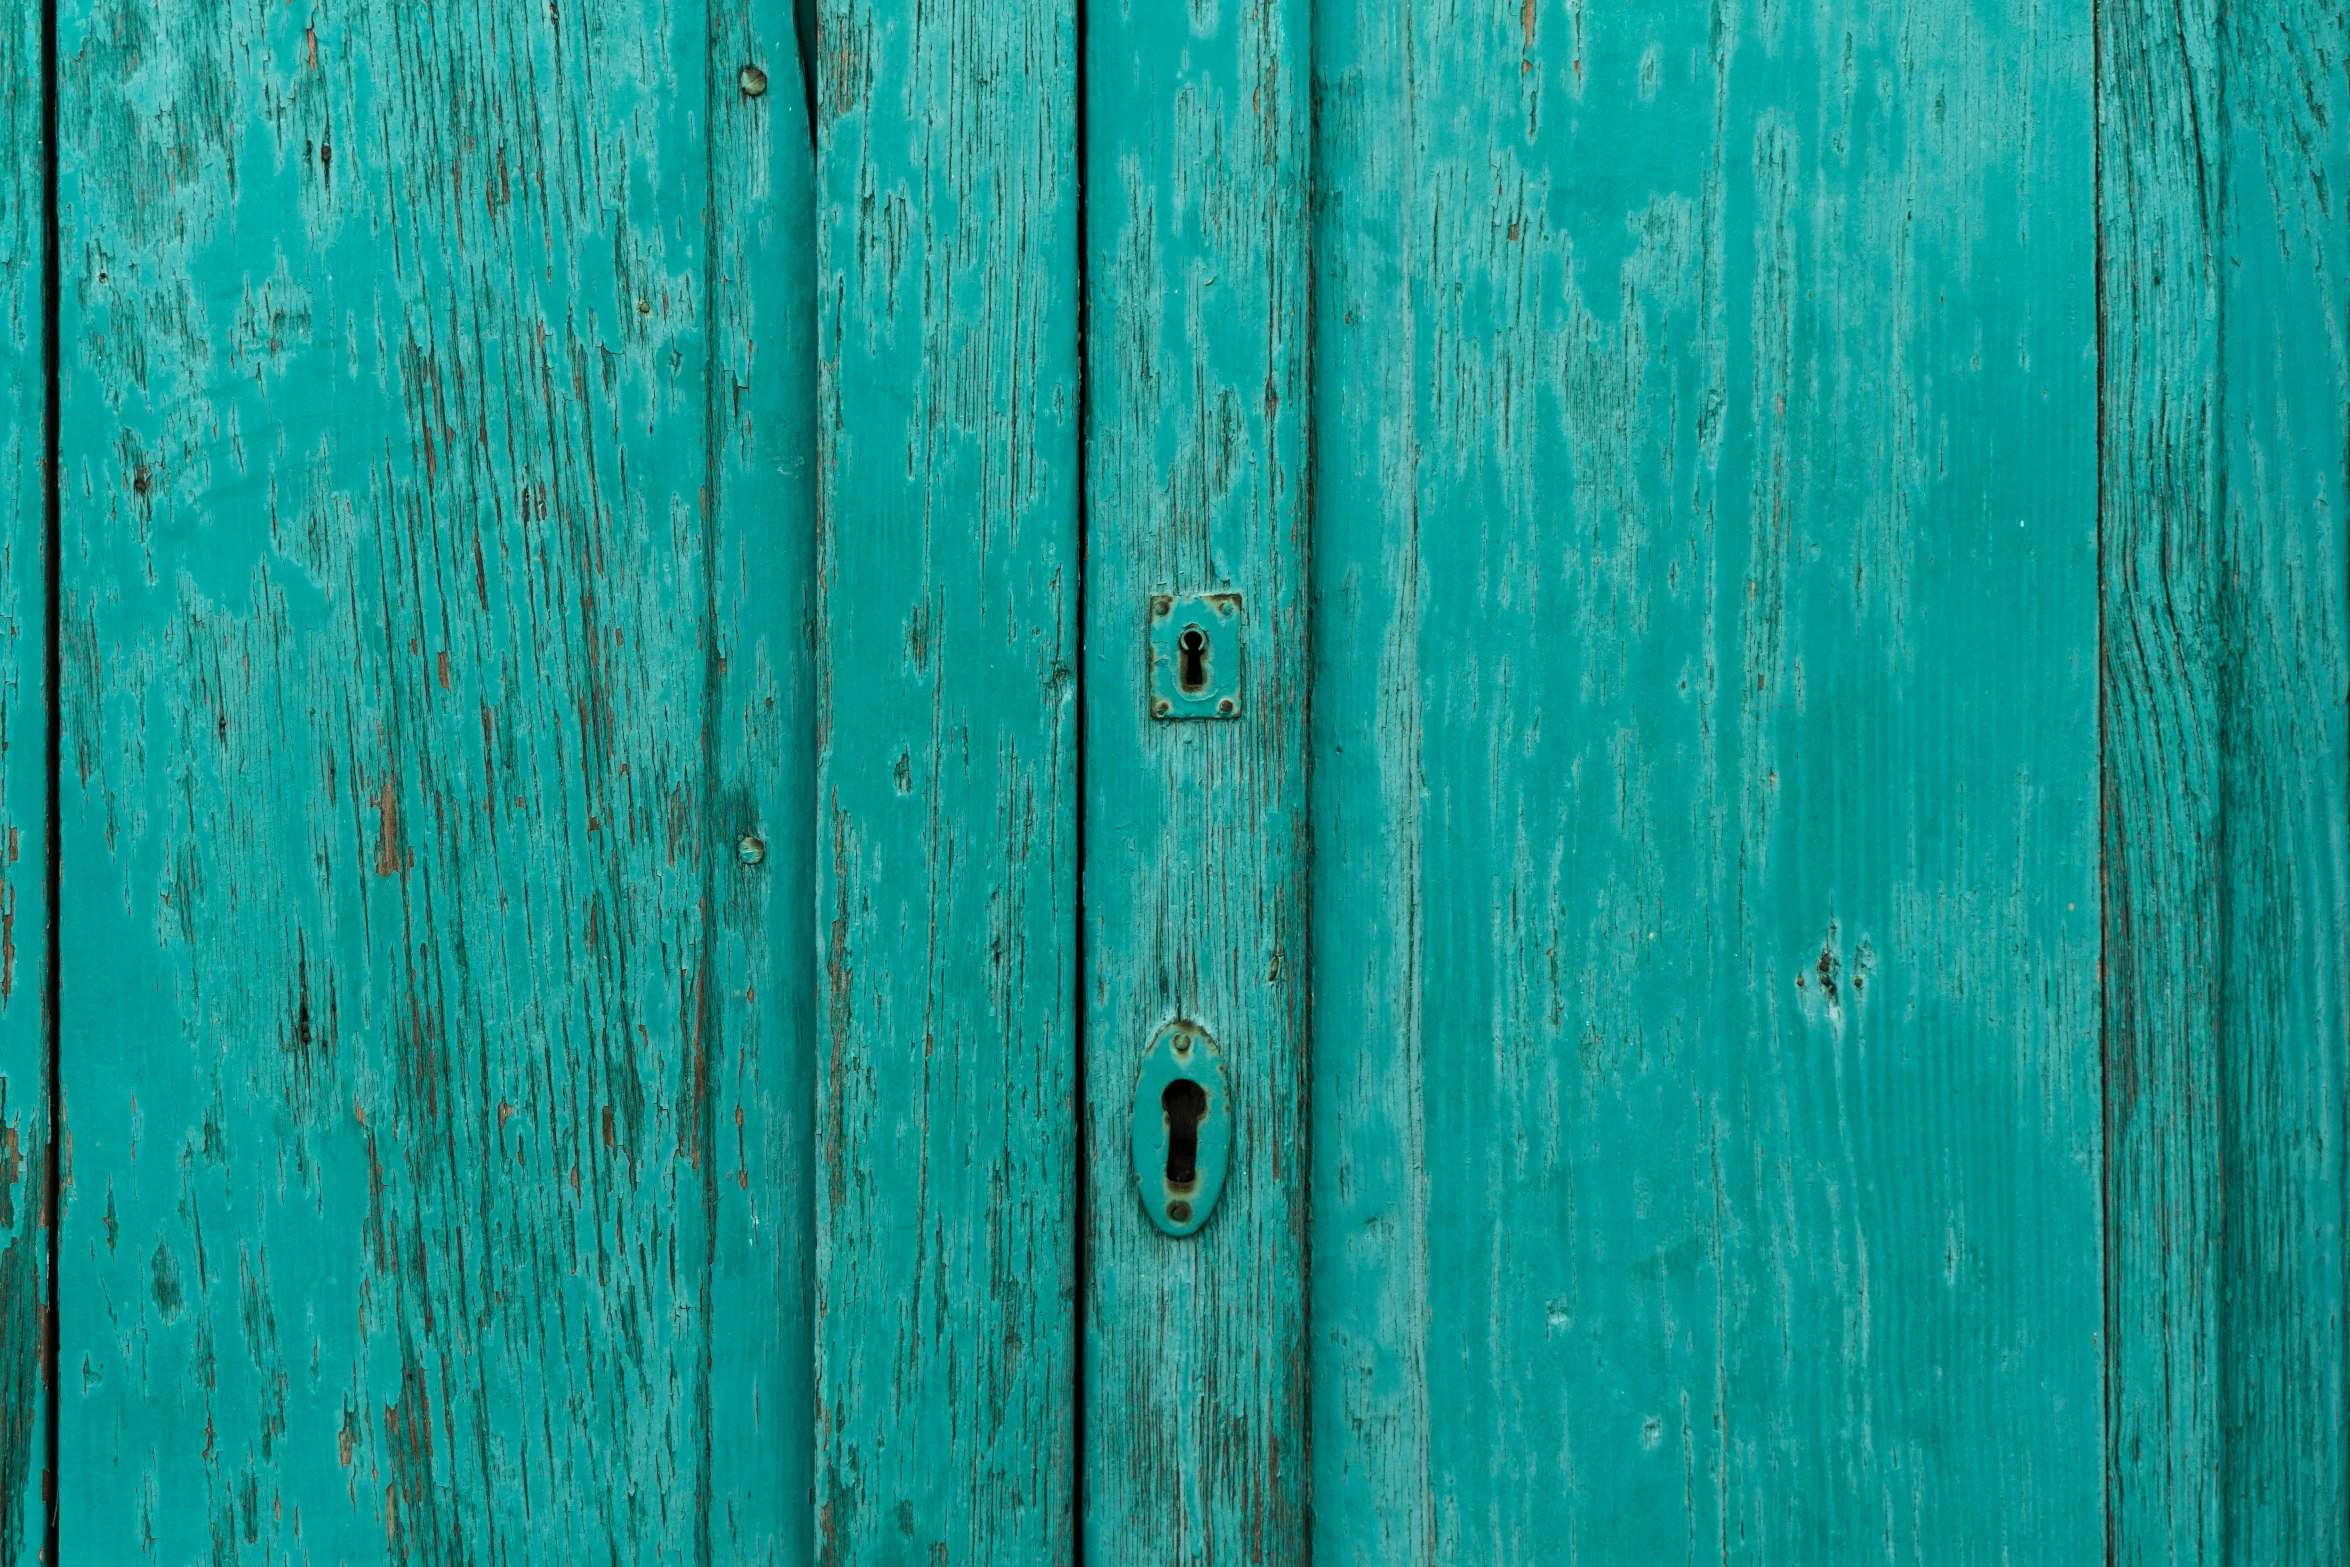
[
  {"x1": 708, "y1": 6, "x2": 821, "y2": 1564},
  {"x1": 56, "y1": 3, "x2": 780, "y2": 1555},
  {"x1": 813, "y1": 0, "x2": 1081, "y2": 1556},
  {"x1": 1313, "y1": 1, "x2": 2102, "y2": 1557},
  {"x1": 1307, "y1": 0, "x2": 1430, "y2": 1559},
  {"x1": 0, "y1": 0, "x2": 51, "y2": 1559},
  {"x1": 2211, "y1": 3, "x2": 2348, "y2": 1555},
  {"x1": 1080, "y1": 0, "x2": 1313, "y2": 1555},
  {"x1": 2104, "y1": 0, "x2": 2350, "y2": 1556},
  {"x1": 2099, "y1": 0, "x2": 2231, "y2": 1557}
]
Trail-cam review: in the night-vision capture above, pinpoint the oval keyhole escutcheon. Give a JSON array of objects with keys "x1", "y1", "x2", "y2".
[{"x1": 1131, "y1": 1021, "x2": 1230, "y2": 1237}]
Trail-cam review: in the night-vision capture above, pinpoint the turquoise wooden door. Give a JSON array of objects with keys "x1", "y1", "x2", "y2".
[
  {"x1": 2, "y1": 1, "x2": 2343, "y2": 1564},
  {"x1": 40, "y1": 2, "x2": 819, "y2": 1559}
]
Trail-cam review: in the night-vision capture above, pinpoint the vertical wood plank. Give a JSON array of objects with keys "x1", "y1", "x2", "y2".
[
  {"x1": 812, "y1": 0, "x2": 1081, "y2": 1557},
  {"x1": 2099, "y1": 0, "x2": 2226, "y2": 1551},
  {"x1": 2102, "y1": 0, "x2": 2349, "y2": 1556},
  {"x1": 0, "y1": 0, "x2": 51, "y2": 1559},
  {"x1": 709, "y1": 6, "x2": 820, "y2": 1565},
  {"x1": 55, "y1": 2, "x2": 812, "y2": 1557},
  {"x1": 1312, "y1": 1, "x2": 2103, "y2": 1558},
  {"x1": 2210, "y1": 2, "x2": 2348, "y2": 1554},
  {"x1": 1306, "y1": 0, "x2": 1430, "y2": 1558},
  {"x1": 1287, "y1": 0, "x2": 1461, "y2": 1543},
  {"x1": 1081, "y1": 0, "x2": 1313, "y2": 1556}
]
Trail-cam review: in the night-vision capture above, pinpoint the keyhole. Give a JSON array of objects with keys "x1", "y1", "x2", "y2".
[
  {"x1": 1161, "y1": 1078, "x2": 1207, "y2": 1192},
  {"x1": 1176, "y1": 625, "x2": 1208, "y2": 694}
]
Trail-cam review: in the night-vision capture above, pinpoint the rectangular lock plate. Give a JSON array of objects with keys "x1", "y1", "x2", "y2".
[{"x1": 1149, "y1": 593, "x2": 1243, "y2": 720}]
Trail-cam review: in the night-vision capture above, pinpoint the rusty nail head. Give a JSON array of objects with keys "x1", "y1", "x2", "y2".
[
  {"x1": 737, "y1": 834, "x2": 767, "y2": 865},
  {"x1": 740, "y1": 64, "x2": 769, "y2": 97}
]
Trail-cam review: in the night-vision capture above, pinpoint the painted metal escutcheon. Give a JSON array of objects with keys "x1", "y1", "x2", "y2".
[
  {"x1": 1131, "y1": 1020, "x2": 1231, "y2": 1237},
  {"x1": 1147, "y1": 591, "x2": 1243, "y2": 720}
]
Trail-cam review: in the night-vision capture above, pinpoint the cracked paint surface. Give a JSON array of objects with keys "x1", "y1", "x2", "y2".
[{"x1": 51, "y1": 3, "x2": 818, "y2": 1561}]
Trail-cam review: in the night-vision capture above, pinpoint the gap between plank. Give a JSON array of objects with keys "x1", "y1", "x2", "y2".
[
  {"x1": 2088, "y1": 0, "x2": 2116, "y2": 1560},
  {"x1": 40, "y1": 0, "x2": 62, "y2": 1559},
  {"x1": 1069, "y1": 0, "x2": 1093, "y2": 1553}
]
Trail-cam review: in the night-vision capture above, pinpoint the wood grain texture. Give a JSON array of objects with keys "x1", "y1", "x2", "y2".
[
  {"x1": 0, "y1": 0, "x2": 51, "y2": 1560},
  {"x1": 1304, "y1": 0, "x2": 1427, "y2": 1556},
  {"x1": 4, "y1": 1, "x2": 2332, "y2": 1558},
  {"x1": 1310, "y1": 1, "x2": 2103, "y2": 1559},
  {"x1": 812, "y1": 0, "x2": 1081, "y2": 1557},
  {"x1": 708, "y1": 6, "x2": 821, "y2": 1564},
  {"x1": 2209, "y1": 5, "x2": 2349, "y2": 1554},
  {"x1": 54, "y1": 2, "x2": 815, "y2": 1559},
  {"x1": 2100, "y1": 0, "x2": 2228, "y2": 1550},
  {"x1": 2101, "y1": 0, "x2": 2349, "y2": 1557},
  {"x1": 1081, "y1": 0, "x2": 1312, "y2": 1558}
]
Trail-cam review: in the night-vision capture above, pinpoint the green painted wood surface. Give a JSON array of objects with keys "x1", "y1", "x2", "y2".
[
  {"x1": 2, "y1": 2, "x2": 2341, "y2": 1559},
  {"x1": 0, "y1": 0, "x2": 52, "y2": 1559},
  {"x1": 1310, "y1": 2, "x2": 2110, "y2": 1559},
  {"x1": 2101, "y1": 0, "x2": 2348, "y2": 1560},
  {"x1": 1081, "y1": 0, "x2": 1311, "y2": 1557},
  {"x1": 811, "y1": 0, "x2": 1081, "y2": 1557},
  {"x1": 709, "y1": 6, "x2": 823, "y2": 1561},
  {"x1": 52, "y1": 3, "x2": 816, "y2": 1560},
  {"x1": 1303, "y1": 0, "x2": 1426, "y2": 1554}
]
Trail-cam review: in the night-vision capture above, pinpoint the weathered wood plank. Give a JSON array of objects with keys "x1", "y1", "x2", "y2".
[
  {"x1": 2099, "y1": 1, "x2": 2228, "y2": 1551},
  {"x1": 0, "y1": 1, "x2": 52, "y2": 1560},
  {"x1": 1311, "y1": 2, "x2": 2103, "y2": 1558},
  {"x1": 2209, "y1": 4, "x2": 2349, "y2": 1555},
  {"x1": 1305, "y1": 0, "x2": 1429, "y2": 1557},
  {"x1": 708, "y1": 6, "x2": 820, "y2": 1565},
  {"x1": 55, "y1": 2, "x2": 811, "y2": 1558},
  {"x1": 2103, "y1": 0, "x2": 2349, "y2": 1557},
  {"x1": 812, "y1": 0, "x2": 1081, "y2": 1556},
  {"x1": 1081, "y1": 0, "x2": 1312, "y2": 1556}
]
